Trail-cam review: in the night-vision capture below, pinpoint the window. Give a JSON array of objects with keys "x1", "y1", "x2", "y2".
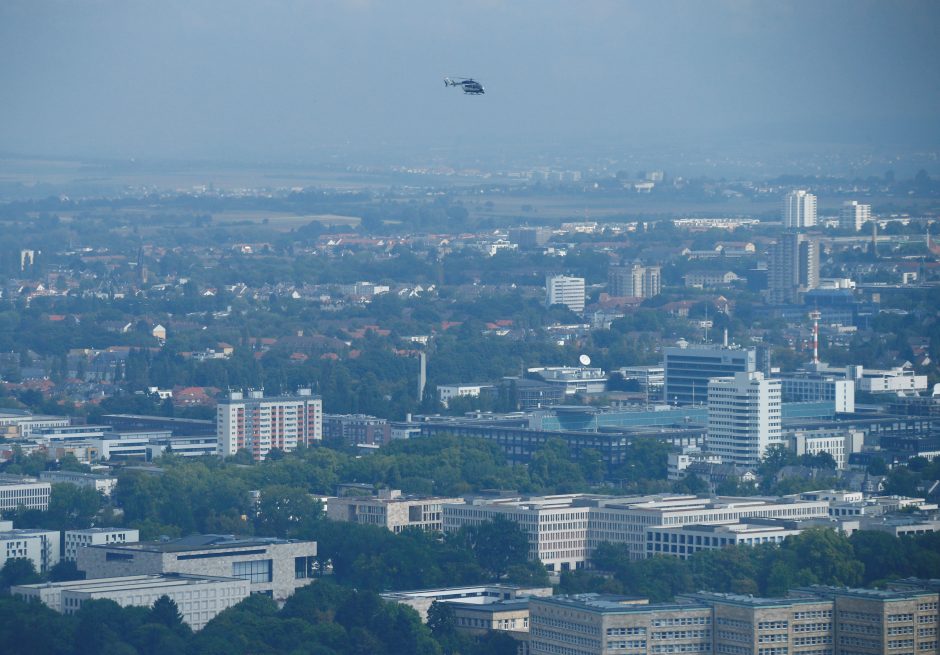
[
  {"x1": 233, "y1": 559, "x2": 272, "y2": 584},
  {"x1": 295, "y1": 556, "x2": 315, "y2": 579}
]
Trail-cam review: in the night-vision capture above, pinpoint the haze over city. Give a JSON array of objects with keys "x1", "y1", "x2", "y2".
[{"x1": 1, "y1": 0, "x2": 939, "y2": 172}]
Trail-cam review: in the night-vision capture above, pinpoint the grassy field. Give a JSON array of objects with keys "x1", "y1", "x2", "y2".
[{"x1": 209, "y1": 211, "x2": 361, "y2": 228}]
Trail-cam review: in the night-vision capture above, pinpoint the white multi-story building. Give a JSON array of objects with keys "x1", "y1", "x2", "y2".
[
  {"x1": 778, "y1": 375, "x2": 855, "y2": 413},
  {"x1": 608, "y1": 264, "x2": 661, "y2": 299},
  {"x1": 706, "y1": 371, "x2": 782, "y2": 467},
  {"x1": 616, "y1": 366, "x2": 665, "y2": 394},
  {"x1": 0, "y1": 412, "x2": 69, "y2": 439},
  {"x1": 217, "y1": 389, "x2": 322, "y2": 461},
  {"x1": 40, "y1": 470, "x2": 118, "y2": 496},
  {"x1": 12, "y1": 574, "x2": 249, "y2": 630},
  {"x1": 64, "y1": 528, "x2": 140, "y2": 562},
  {"x1": 786, "y1": 429, "x2": 863, "y2": 470},
  {"x1": 443, "y1": 494, "x2": 829, "y2": 567},
  {"x1": 840, "y1": 200, "x2": 871, "y2": 232},
  {"x1": 437, "y1": 383, "x2": 495, "y2": 409},
  {"x1": 545, "y1": 275, "x2": 585, "y2": 313},
  {"x1": 527, "y1": 366, "x2": 608, "y2": 396},
  {"x1": 783, "y1": 189, "x2": 817, "y2": 228},
  {"x1": 0, "y1": 528, "x2": 60, "y2": 573},
  {"x1": 0, "y1": 476, "x2": 52, "y2": 512},
  {"x1": 645, "y1": 520, "x2": 805, "y2": 559}
]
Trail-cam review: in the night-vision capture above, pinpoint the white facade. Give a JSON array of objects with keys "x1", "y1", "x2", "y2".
[
  {"x1": 327, "y1": 490, "x2": 463, "y2": 534},
  {"x1": 0, "y1": 478, "x2": 52, "y2": 512},
  {"x1": 706, "y1": 372, "x2": 782, "y2": 467},
  {"x1": 0, "y1": 413, "x2": 69, "y2": 438},
  {"x1": 40, "y1": 470, "x2": 118, "y2": 496},
  {"x1": 645, "y1": 521, "x2": 804, "y2": 559},
  {"x1": 443, "y1": 494, "x2": 829, "y2": 565},
  {"x1": 0, "y1": 528, "x2": 59, "y2": 573},
  {"x1": 217, "y1": 389, "x2": 323, "y2": 460},
  {"x1": 787, "y1": 430, "x2": 863, "y2": 470},
  {"x1": 783, "y1": 189, "x2": 817, "y2": 228},
  {"x1": 778, "y1": 376, "x2": 855, "y2": 413},
  {"x1": 64, "y1": 528, "x2": 140, "y2": 562},
  {"x1": 12, "y1": 574, "x2": 250, "y2": 630},
  {"x1": 527, "y1": 366, "x2": 608, "y2": 395},
  {"x1": 840, "y1": 200, "x2": 871, "y2": 232},
  {"x1": 545, "y1": 275, "x2": 585, "y2": 313},
  {"x1": 438, "y1": 384, "x2": 493, "y2": 408}
]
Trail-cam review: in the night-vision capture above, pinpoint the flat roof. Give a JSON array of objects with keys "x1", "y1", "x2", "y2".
[
  {"x1": 533, "y1": 595, "x2": 701, "y2": 615},
  {"x1": 88, "y1": 534, "x2": 306, "y2": 553},
  {"x1": 14, "y1": 573, "x2": 242, "y2": 594}
]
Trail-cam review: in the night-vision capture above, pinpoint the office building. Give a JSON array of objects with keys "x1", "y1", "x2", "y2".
[
  {"x1": 217, "y1": 388, "x2": 322, "y2": 461},
  {"x1": 322, "y1": 413, "x2": 391, "y2": 446},
  {"x1": 437, "y1": 384, "x2": 496, "y2": 409},
  {"x1": 64, "y1": 528, "x2": 140, "y2": 562},
  {"x1": 509, "y1": 227, "x2": 552, "y2": 249},
  {"x1": 381, "y1": 583, "x2": 553, "y2": 623},
  {"x1": 778, "y1": 374, "x2": 855, "y2": 413},
  {"x1": 545, "y1": 275, "x2": 585, "y2": 313},
  {"x1": 645, "y1": 519, "x2": 804, "y2": 559},
  {"x1": 608, "y1": 264, "x2": 662, "y2": 299},
  {"x1": 527, "y1": 586, "x2": 940, "y2": 655},
  {"x1": 664, "y1": 342, "x2": 757, "y2": 406},
  {"x1": 76, "y1": 534, "x2": 318, "y2": 603},
  {"x1": 786, "y1": 429, "x2": 863, "y2": 470},
  {"x1": 443, "y1": 494, "x2": 829, "y2": 569},
  {"x1": 706, "y1": 371, "x2": 782, "y2": 467},
  {"x1": 768, "y1": 232, "x2": 820, "y2": 304},
  {"x1": 0, "y1": 527, "x2": 60, "y2": 573},
  {"x1": 40, "y1": 470, "x2": 118, "y2": 496},
  {"x1": 327, "y1": 489, "x2": 463, "y2": 534},
  {"x1": 783, "y1": 189, "x2": 817, "y2": 228},
  {"x1": 840, "y1": 200, "x2": 871, "y2": 232},
  {"x1": 527, "y1": 366, "x2": 608, "y2": 396},
  {"x1": 0, "y1": 476, "x2": 52, "y2": 512},
  {"x1": 13, "y1": 574, "x2": 249, "y2": 630},
  {"x1": 0, "y1": 411, "x2": 69, "y2": 439}
]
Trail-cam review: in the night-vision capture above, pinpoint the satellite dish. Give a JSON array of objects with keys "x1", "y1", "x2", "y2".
[{"x1": 579, "y1": 354, "x2": 591, "y2": 367}]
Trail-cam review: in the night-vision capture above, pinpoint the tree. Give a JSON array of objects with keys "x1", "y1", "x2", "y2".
[
  {"x1": 254, "y1": 484, "x2": 323, "y2": 538},
  {"x1": 0, "y1": 558, "x2": 41, "y2": 591},
  {"x1": 48, "y1": 559, "x2": 84, "y2": 582},
  {"x1": 455, "y1": 515, "x2": 534, "y2": 580}
]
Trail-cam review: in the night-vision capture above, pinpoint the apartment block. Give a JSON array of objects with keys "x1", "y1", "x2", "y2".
[
  {"x1": 217, "y1": 388, "x2": 322, "y2": 461},
  {"x1": 546, "y1": 275, "x2": 586, "y2": 313}
]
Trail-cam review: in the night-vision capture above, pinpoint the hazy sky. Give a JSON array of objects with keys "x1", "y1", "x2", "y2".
[{"x1": 1, "y1": 0, "x2": 938, "y2": 163}]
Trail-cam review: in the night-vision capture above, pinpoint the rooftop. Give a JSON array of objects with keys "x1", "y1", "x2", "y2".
[{"x1": 88, "y1": 533, "x2": 303, "y2": 554}]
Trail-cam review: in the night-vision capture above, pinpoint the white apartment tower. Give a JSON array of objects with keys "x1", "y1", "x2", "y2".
[
  {"x1": 545, "y1": 275, "x2": 585, "y2": 313},
  {"x1": 840, "y1": 200, "x2": 871, "y2": 232},
  {"x1": 783, "y1": 189, "x2": 817, "y2": 229},
  {"x1": 217, "y1": 389, "x2": 322, "y2": 461},
  {"x1": 608, "y1": 264, "x2": 661, "y2": 299},
  {"x1": 706, "y1": 371, "x2": 782, "y2": 467}
]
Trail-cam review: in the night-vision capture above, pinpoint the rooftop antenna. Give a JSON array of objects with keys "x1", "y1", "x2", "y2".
[{"x1": 809, "y1": 309, "x2": 822, "y2": 365}]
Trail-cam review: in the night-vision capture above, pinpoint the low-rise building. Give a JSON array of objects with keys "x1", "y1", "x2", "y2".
[
  {"x1": 437, "y1": 384, "x2": 496, "y2": 409},
  {"x1": 12, "y1": 574, "x2": 249, "y2": 630},
  {"x1": 381, "y1": 584, "x2": 552, "y2": 623},
  {"x1": 40, "y1": 470, "x2": 118, "y2": 496},
  {"x1": 527, "y1": 367, "x2": 608, "y2": 396},
  {"x1": 327, "y1": 489, "x2": 462, "y2": 534},
  {"x1": 786, "y1": 428, "x2": 864, "y2": 469},
  {"x1": 323, "y1": 413, "x2": 391, "y2": 446},
  {"x1": 645, "y1": 519, "x2": 804, "y2": 559},
  {"x1": 64, "y1": 528, "x2": 140, "y2": 562},
  {"x1": 76, "y1": 534, "x2": 317, "y2": 603}
]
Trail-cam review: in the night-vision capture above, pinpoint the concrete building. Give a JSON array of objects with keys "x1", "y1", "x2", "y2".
[
  {"x1": 840, "y1": 200, "x2": 871, "y2": 232},
  {"x1": 615, "y1": 366, "x2": 665, "y2": 396},
  {"x1": 327, "y1": 489, "x2": 462, "y2": 534},
  {"x1": 545, "y1": 275, "x2": 585, "y2": 313},
  {"x1": 786, "y1": 429, "x2": 864, "y2": 469},
  {"x1": 783, "y1": 189, "x2": 817, "y2": 228},
  {"x1": 778, "y1": 374, "x2": 855, "y2": 413},
  {"x1": 529, "y1": 586, "x2": 940, "y2": 655},
  {"x1": 645, "y1": 519, "x2": 804, "y2": 559},
  {"x1": 0, "y1": 527, "x2": 60, "y2": 573},
  {"x1": 768, "y1": 232, "x2": 820, "y2": 304},
  {"x1": 216, "y1": 389, "x2": 322, "y2": 461},
  {"x1": 64, "y1": 528, "x2": 140, "y2": 562},
  {"x1": 529, "y1": 594, "x2": 710, "y2": 655},
  {"x1": 40, "y1": 470, "x2": 118, "y2": 496},
  {"x1": 380, "y1": 583, "x2": 553, "y2": 622},
  {"x1": 683, "y1": 270, "x2": 740, "y2": 288},
  {"x1": 608, "y1": 264, "x2": 662, "y2": 299},
  {"x1": 664, "y1": 342, "x2": 757, "y2": 406},
  {"x1": 706, "y1": 371, "x2": 782, "y2": 467},
  {"x1": 527, "y1": 366, "x2": 608, "y2": 396},
  {"x1": 322, "y1": 413, "x2": 391, "y2": 446},
  {"x1": 13, "y1": 574, "x2": 249, "y2": 630},
  {"x1": 806, "y1": 362, "x2": 928, "y2": 394},
  {"x1": 443, "y1": 494, "x2": 829, "y2": 569},
  {"x1": 0, "y1": 411, "x2": 69, "y2": 439},
  {"x1": 0, "y1": 476, "x2": 52, "y2": 512},
  {"x1": 76, "y1": 534, "x2": 318, "y2": 603},
  {"x1": 437, "y1": 384, "x2": 496, "y2": 409}
]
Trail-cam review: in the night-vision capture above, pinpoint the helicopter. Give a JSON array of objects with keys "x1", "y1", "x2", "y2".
[{"x1": 444, "y1": 77, "x2": 485, "y2": 95}]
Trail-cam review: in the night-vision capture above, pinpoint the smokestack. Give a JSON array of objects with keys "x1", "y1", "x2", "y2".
[
  {"x1": 723, "y1": 328, "x2": 728, "y2": 347},
  {"x1": 417, "y1": 352, "x2": 427, "y2": 402},
  {"x1": 809, "y1": 310, "x2": 821, "y2": 366}
]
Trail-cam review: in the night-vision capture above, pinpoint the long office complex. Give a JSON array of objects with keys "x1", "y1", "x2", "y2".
[{"x1": 216, "y1": 388, "x2": 322, "y2": 461}]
